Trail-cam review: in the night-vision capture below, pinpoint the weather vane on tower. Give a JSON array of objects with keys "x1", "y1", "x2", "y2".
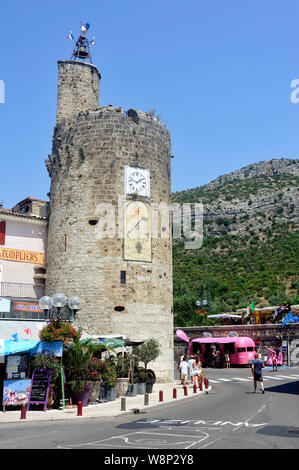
[{"x1": 67, "y1": 22, "x2": 96, "y2": 63}]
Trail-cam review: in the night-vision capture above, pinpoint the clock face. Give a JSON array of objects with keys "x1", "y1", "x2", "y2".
[
  {"x1": 128, "y1": 172, "x2": 146, "y2": 193},
  {"x1": 125, "y1": 166, "x2": 150, "y2": 198},
  {"x1": 124, "y1": 201, "x2": 151, "y2": 262}
]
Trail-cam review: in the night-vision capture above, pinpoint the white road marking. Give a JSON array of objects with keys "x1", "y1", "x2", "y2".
[
  {"x1": 263, "y1": 375, "x2": 284, "y2": 380},
  {"x1": 216, "y1": 378, "x2": 232, "y2": 382},
  {"x1": 232, "y1": 377, "x2": 251, "y2": 382},
  {"x1": 207, "y1": 379, "x2": 220, "y2": 383},
  {"x1": 275, "y1": 375, "x2": 299, "y2": 380}
]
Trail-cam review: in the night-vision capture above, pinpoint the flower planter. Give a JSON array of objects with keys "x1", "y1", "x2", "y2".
[
  {"x1": 99, "y1": 385, "x2": 116, "y2": 402},
  {"x1": 115, "y1": 378, "x2": 129, "y2": 397},
  {"x1": 137, "y1": 382, "x2": 146, "y2": 394},
  {"x1": 88, "y1": 381, "x2": 101, "y2": 403},
  {"x1": 126, "y1": 383, "x2": 138, "y2": 397},
  {"x1": 145, "y1": 381, "x2": 154, "y2": 394},
  {"x1": 71, "y1": 383, "x2": 92, "y2": 407}
]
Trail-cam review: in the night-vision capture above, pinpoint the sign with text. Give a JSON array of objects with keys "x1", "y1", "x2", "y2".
[
  {"x1": 13, "y1": 301, "x2": 43, "y2": 313},
  {"x1": 27, "y1": 369, "x2": 51, "y2": 412},
  {"x1": 0, "y1": 247, "x2": 44, "y2": 265}
]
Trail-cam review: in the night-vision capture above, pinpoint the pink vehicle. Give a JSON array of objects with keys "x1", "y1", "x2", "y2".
[{"x1": 176, "y1": 330, "x2": 256, "y2": 366}]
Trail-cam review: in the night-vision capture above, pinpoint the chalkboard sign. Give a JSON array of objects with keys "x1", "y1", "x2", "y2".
[{"x1": 27, "y1": 369, "x2": 51, "y2": 412}]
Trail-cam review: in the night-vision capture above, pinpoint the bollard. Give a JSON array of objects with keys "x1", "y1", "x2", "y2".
[
  {"x1": 173, "y1": 388, "x2": 177, "y2": 399},
  {"x1": 193, "y1": 384, "x2": 197, "y2": 394},
  {"x1": 159, "y1": 390, "x2": 163, "y2": 402},
  {"x1": 199, "y1": 382, "x2": 202, "y2": 391},
  {"x1": 144, "y1": 393, "x2": 149, "y2": 406},
  {"x1": 121, "y1": 397, "x2": 126, "y2": 411},
  {"x1": 204, "y1": 379, "x2": 209, "y2": 389},
  {"x1": 20, "y1": 404, "x2": 26, "y2": 420},
  {"x1": 184, "y1": 385, "x2": 188, "y2": 396},
  {"x1": 77, "y1": 401, "x2": 82, "y2": 416}
]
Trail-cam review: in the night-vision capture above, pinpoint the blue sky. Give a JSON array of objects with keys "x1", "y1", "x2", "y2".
[{"x1": 1, "y1": 0, "x2": 299, "y2": 208}]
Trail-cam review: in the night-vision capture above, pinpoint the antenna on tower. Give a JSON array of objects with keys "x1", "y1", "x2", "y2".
[{"x1": 67, "y1": 22, "x2": 96, "y2": 63}]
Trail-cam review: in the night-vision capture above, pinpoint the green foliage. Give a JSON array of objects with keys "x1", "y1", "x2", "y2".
[
  {"x1": 29, "y1": 354, "x2": 61, "y2": 383},
  {"x1": 173, "y1": 230, "x2": 299, "y2": 325},
  {"x1": 133, "y1": 338, "x2": 161, "y2": 372}
]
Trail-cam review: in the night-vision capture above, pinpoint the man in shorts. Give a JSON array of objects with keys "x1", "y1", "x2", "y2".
[
  {"x1": 179, "y1": 357, "x2": 190, "y2": 386},
  {"x1": 251, "y1": 353, "x2": 265, "y2": 394}
]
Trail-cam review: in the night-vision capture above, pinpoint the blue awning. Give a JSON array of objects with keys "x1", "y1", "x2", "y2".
[{"x1": 0, "y1": 339, "x2": 40, "y2": 356}]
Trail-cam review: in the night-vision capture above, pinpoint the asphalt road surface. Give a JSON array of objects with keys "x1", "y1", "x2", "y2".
[{"x1": 1, "y1": 367, "x2": 298, "y2": 453}]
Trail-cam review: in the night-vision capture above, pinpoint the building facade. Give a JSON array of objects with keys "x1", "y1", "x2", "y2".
[
  {"x1": 45, "y1": 60, "x2": 174, "y2": 382},
  {"x1": 0, "y1": 199, "x2": 48, "y2": 327}
]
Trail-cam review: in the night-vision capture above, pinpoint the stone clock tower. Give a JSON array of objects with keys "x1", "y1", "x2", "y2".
[{"x1": 45, "y1": 44, "x2": 174, "y2": 382}]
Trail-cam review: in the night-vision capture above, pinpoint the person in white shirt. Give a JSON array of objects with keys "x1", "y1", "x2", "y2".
[
  {"x1": 179, "y1": 359, "x2": 190, "y2": 385},
  {"x1": 188, "y1": 356, "x2": 195, "y2": 384}
]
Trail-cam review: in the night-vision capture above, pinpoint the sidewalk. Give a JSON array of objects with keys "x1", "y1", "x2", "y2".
[{"x1": 0, "y1": 379, "x2": 212, "y2": 424}]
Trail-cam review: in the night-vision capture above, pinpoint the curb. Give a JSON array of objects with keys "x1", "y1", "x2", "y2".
[{"x1": 0, "y1": 384, "x2": 212, "y2": 425}]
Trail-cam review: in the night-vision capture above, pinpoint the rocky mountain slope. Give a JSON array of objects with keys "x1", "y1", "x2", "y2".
[{"x1": 171, "y1": 158, "x2": 299, "y2": 326}]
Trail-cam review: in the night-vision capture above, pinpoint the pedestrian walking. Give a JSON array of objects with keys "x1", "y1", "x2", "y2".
[
  {"x1": 177, "y1": 352, "x2": 187, "y2": 381},
  {"x1": 224, "y1": 351, "x2": 230, "y2": 368},
  {"x1": 192, "y1": 355, "x2": 203, "y2": 388},
  {"x1": 188, "y1": 355, "x2": 195, "y2": 384},
  {"x1": 179, "y1": 357, "x2": 189, "y2": 385},
  {"x1": 251, "y1": 352, "x2": 265, "y2": 394}
]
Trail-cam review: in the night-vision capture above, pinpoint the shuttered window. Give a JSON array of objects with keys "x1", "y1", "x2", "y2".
[{"x1": 0, "y1": 221, "x2": 5, "y2": 245}]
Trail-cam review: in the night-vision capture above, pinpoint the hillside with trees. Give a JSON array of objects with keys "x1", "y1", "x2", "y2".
[{"x1": 172, "y1": 158, "x2": 299, "y2": 326}]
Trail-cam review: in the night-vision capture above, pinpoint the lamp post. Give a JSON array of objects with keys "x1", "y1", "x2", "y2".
[
  {"x1": 39, "y1": 293, "x2": 82, "y2": 322},
  {"x1": 38, "y1": 293, "x2": 82, "y2": 410}
]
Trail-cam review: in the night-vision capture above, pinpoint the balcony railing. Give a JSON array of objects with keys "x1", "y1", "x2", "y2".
[{"x1": 0, "y1": 282, "x2": 45, "y2": 299}]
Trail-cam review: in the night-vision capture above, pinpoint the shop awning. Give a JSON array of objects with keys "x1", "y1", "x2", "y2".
[
  {"x1": 100, "y1": 337, "x2": 125, "y2": 348},
  {"x1": 0, "y1": 339, "x2": 40, "y2": 356}
]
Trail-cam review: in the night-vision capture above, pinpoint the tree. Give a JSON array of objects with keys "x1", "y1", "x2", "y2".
[{"x1": 133, "y1": 338, "x2": 161, "y2": 380}]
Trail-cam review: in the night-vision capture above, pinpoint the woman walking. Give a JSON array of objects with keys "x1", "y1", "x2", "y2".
[{"x1": 193, "y1": 355, "x2": 203, "y2": 388}]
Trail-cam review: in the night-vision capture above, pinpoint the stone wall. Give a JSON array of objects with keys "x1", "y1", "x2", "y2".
[
  {"x1": 45, "y1": 61, "x2": 174, "y2": 382},
  {"x1": 174, "y1": 324, "x2": 299, "y2": 366},
  {"x1": 56, "y1": 60, "x2": 101, "y2": 124}
]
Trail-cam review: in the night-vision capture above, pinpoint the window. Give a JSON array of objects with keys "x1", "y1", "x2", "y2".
[
  {"x1": 0, "y1": 221, "x2": 6, "y2": 245},
  {"x1": 247, "y1": 347, "x2": 254, "y2": 352},
  {"x1": 120, "y1": 271, "x2": 126, "y2": 285},
  {"x1": 114, "y1": 306, "x2": 125, "y2": 312},
  {"x1": 237, "y1": 348, "x2": 246, "y2": 353}
]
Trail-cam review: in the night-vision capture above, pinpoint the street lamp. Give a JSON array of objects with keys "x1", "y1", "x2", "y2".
[
  {"x1": 196, "y1": 299, "x2": 208, "y2": 308},
  {"x1": 39, "y1": 293, "x2": 82, "y2": 322}
]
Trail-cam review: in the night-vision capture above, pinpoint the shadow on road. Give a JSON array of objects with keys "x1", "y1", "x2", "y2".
[
  {"x1": 256, "y1": 425, "x2": 299, "y2": 438},
  {"x1": 264, "y1": 380, "x2": 299, "y2": 395}
]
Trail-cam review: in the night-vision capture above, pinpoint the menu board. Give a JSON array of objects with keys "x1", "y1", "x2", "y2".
[{"x1": 27, "y1": 369, "x2": 51, "y2": 412}]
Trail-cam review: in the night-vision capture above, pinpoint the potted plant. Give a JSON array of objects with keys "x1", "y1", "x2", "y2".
[
  {"x1": 133, "y1": 338, "x2": 161, "y2": 394},
  {"x1": 63, "y1": 340, "x2": 94, "y2": 406},
  {"x1": 39, "y1": 320, "x2": 81, "y2": 344},
  {"x1": 99, "y1": 357, "x2": 117, "y2": 402},
  {"x1": 29, "y1": 353, "x2": 61, "y2": 408},
  {"x1": 136, "y1": 368, "x2": 146, "y2": 394},
  {"x1": 114, "y1": 355, "x2": 130, "y2": 397},
  {"x1": 86, "y1": 357, "x2": 107, "y2": 403}
]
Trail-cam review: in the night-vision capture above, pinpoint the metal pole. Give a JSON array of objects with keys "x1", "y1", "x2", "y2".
[{"x1": 121, "y1": 397, "x2": 126, "y2": 411}]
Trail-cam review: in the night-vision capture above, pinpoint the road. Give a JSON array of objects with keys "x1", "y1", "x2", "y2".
[{"x1": 0, "y1": 367, "x2": 298, "y2": 453}]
